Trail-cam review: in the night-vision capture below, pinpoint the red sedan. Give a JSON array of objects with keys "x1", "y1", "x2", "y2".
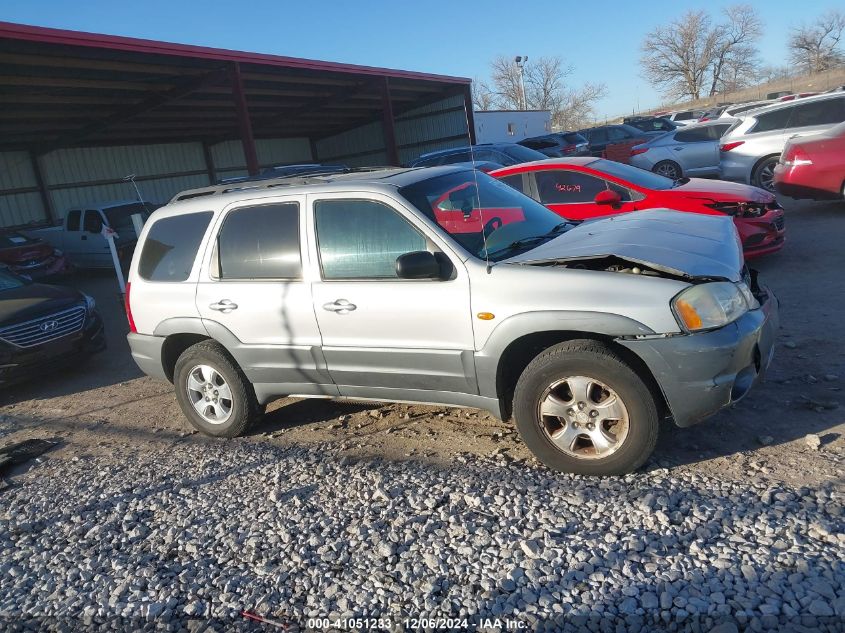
[
  {"x1": 491, "y1": 158, "x2": 785, "y2": 259},
  {"x1": 773, "y1": 121, "x2": 845, "y2": 200}
]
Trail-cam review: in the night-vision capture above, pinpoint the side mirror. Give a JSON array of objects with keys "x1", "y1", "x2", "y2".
[
  {"x1": 396, "y1": 251, "x2": 441, "y2": 279},
  {"x1": 594, "y1": 189, "x2": 622, "y2": 208}
]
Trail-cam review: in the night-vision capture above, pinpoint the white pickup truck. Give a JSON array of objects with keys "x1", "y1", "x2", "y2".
[{"x1": 25, "y1": 200, "x2": 156, "y2": 269}]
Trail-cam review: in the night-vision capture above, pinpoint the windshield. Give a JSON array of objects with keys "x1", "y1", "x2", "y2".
[
  {"x1": 500, "y1": 144, "x2": 548, "y2": 163},
  {"x1": 589, "y1": 159, "x2": 675, "y2": 190},
  {"x1": 104, "y1": 203, "x2": 154, "y2": 232},
  {"x1": 0, "y1": 269, "x2": 28, "y2": 290},
  {"x1": 399, "y1": 170, "x2": 572, "y2": 262}
]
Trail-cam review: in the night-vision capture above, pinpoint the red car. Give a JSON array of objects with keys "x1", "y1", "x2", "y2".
[
  {"x1": 491, "y1": 158, "x2": 785, "y2": 259},
  {"x1": 0, "y1": 231, "x2": 71, "y2": 279},
  {"x1": 773, "y1": 121, "x2": 845, "y2": 200}
]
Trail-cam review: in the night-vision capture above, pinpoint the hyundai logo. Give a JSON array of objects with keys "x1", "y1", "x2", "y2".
[{"x1": 40, "y1": 320, "x2": 59, "y2": 332}]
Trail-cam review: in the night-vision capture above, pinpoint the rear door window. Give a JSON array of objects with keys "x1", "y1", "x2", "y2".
[
  {"x1": 590, "y1": 128, "x2": 608, "y2": 144},
  {"x1": 83, "y1": 210, "x2": 103, "y2": 233},
  {"x1": 675, "y1": 127, "x2": 711, "y2": 142},
  {"x1": 215, "y1": 203, "x2": 301, "y2": 279},
  {"x1": 498, "y1": 174, "x2": 527, "y2": 194},
  {"x1": 752, "y1": 107, "x2": 792, "y2": 133},
  {"x1": 139, "y1": 212, "x2": 213, "y2": 282},
  {"x1": 535, "y1": 170, "x2": 607, "y2": 204},
  {"x1": 788, "y1": 97, "x2": 845, "y2": 128}
]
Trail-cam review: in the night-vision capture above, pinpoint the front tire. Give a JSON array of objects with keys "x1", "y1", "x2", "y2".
[
  {"x1": 752, "y1": 156, "x2": 779, "y2": 192},
  {"x1": 512, "y1": 340, "x2": 659, "y2": 475},
  {"x1": 173, "y1": 340, "x2": 262, "y2": 438}
]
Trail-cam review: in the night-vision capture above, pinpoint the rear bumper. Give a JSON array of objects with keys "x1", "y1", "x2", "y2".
[
  {"x1": 127, "y1": 332, "x2": 168, "y2": 381},
  {"x1": 619, "y1": 286, "x2": 778, "y2": 427},
  {"x1": 0, "y1": 310, "x2": 106, "y2": 386},
  {"x1": 719, "y1": 154, "x2": 753, "y2": 183},
  {"x1": 774, "y1": 163, "x2": 842, "y2": 200}
]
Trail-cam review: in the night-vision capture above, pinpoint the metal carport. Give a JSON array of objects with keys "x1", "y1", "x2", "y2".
[{"x1": 0, "y1": 21, "x2": 474, "y2": 227}]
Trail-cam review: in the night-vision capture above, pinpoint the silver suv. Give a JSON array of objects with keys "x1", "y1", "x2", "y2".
[
  {"x1": 719, "y1": 93, "x2": 845, "y2": 191},
  {"x1": 126, "y1": 167, "x2": 777, "y2": 475}
]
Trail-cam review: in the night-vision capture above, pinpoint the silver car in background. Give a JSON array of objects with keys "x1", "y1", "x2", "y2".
[
  {"x1": 719, "y1": 92, "x2": 845, "y2": 191},
  {"x1": 629, "y1": 120, "x2": 735, "y2": 180}
]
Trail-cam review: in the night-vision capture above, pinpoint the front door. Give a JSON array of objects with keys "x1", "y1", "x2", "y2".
[
  {"x1": 308, "y1": 194, "x2": 476, "y2": 397},
  {"x1": 194, "y1": 196, "x2": 336, "y2": 396},
  {"x1": 530, "y1": 169, "x2": 638, "y2": 220}
]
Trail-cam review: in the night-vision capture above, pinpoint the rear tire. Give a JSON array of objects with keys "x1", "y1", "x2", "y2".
[
  {"x1": 512, "y1": 340, "x2": 659, "y2": 476},
  {"x1": 173, "y1": 340, "x2": 262, "y2": 438},
  {"x1": 653, "y1": 160, "x2": 682, "y2": 180},
  {"x1": 752, "y1": 156, "x2": 779, "y2": 192}
]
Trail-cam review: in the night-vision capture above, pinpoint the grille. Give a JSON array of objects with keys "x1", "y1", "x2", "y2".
[
  {"x1": 774, "y1": 216, "x2": 785, "y2": 231},
  {"x1": 0, "y1": 305, "x2": 86, "y2": 348}
]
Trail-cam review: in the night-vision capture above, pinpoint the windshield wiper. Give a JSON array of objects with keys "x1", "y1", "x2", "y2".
[{"x1": 487, "y1": 224, "x2": 572, "y2": 259}]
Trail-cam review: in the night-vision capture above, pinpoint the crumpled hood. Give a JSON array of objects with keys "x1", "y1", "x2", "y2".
[{"x1": 504, "y1": 209, "x2": 744, "y2": 281}]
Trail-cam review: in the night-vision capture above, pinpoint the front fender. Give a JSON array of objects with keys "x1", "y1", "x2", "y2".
[{"x1": 474, "y1": 310, "x2": 654, "y2": 400}]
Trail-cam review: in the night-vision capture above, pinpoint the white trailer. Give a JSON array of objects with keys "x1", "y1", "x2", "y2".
[{"x1": 474, "y1": 110, "x2": 552, "y2": 144}]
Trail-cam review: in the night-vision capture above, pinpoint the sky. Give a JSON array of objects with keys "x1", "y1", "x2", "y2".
[{"x1": 0, "y1": 0, "x2": 840, "y2": 119}]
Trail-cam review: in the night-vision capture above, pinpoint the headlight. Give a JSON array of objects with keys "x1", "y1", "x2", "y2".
[
  {"x1": 82, "y1": 293, "x2": 96, "y2": 315},
  {"x1": 672, "y1": 282, "x2": 749, "y2": 332}
]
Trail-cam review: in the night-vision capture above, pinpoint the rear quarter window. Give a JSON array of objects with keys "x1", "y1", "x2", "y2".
[{"x1": 139, "y1": 211, "x2": 213, "y2": 282}]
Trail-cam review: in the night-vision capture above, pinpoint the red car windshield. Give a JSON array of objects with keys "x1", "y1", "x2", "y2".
[
  {"x1": 589, "y1": 159, "x2": 677, "y2": 190},
  {"x1": 400, "y1": 170, "x2": 571, "y2": 261}
]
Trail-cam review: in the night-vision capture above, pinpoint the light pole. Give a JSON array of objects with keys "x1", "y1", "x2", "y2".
[{"x1": 515, "y1": 55, "x2": 528, "y2": 109}]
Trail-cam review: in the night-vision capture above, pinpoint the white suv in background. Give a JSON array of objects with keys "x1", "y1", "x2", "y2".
[{"x1": 719, "y1": 93, "x2": 845, "y2": 192}]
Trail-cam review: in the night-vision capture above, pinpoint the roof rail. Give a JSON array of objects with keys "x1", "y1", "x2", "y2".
[{"x1": 169, "y1": 166, "x2": 393, "y2": 203}]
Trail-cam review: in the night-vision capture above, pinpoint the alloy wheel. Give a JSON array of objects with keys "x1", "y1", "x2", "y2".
[
  {"x1": 537, "y1": 375, "x2": 630, "y2": 459},
  {"x1": 186, "y1": 364, "x2": 233, "y2": 424}
]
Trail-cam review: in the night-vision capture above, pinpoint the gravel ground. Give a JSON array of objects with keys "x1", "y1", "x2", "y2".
[
  {"x1": 1, "y1": 436, "x2": 842, "y2": 632},
  {"x1": 0, "y1": 197, "x2": 843, "y2": 631}
]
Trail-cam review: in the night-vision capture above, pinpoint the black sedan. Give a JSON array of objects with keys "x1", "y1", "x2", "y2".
[{"x1": 0, "y1": 269, "x2": 105, "y2": 386}]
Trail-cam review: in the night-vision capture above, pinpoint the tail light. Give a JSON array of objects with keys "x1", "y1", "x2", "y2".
[
  {"x1": 125, "y1": 281, "x2": 137, "y2": 333},
  {"x1": 720, "y1": 141, "x2": 745, "y2": 152},
  {"x1": 562, "y1": 145, "x2": 577, "y2": 154},
  {"x1": 699, "y1": 117, "x2": 711, "y2": 122},
  {"x1": 780, "y1": 145, "x2": 813, "y2": 166},
  {"x1": 630, "y1": 147, "x2": 649, "y2": 156}
]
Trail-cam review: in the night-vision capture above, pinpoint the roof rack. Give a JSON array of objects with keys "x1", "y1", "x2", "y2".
[{"x1": 169, "y1": 166, "x2": 395, "y2": 203}]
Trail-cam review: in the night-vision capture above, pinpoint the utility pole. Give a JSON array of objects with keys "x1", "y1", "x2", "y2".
[{"x1": 515, "y1": 55, "x2": 528, "y2": 109}]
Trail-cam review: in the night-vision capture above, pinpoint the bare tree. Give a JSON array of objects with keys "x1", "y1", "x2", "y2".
[
  {"x1": 555, "y1": 83, "x2": 607, "y2": 130},
  {"x1": 640, "y1": 5, "x2": 761, "y2": 101},
  {"x1": 707, "y1": 5, "x2": 762, "y2": 95},
  {"x1": 489, "y1": 56, "x2": 524, "y2": 109},
  {"x1": 789, "y1": 10, "x2": 845, "y2": 73},
  {"x1": 471, "y1": 78, "x2": 496, "y2": 111},
  {"x1": 480, "y1": 56, "x2": 606, "y2": 130}
]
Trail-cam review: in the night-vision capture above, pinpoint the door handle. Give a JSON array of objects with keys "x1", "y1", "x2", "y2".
[
  {"x1": 322, "y1": 299, "x2": 357, "y2": 314},
  {"x1": 209, "y1": 299, "x2": 238, "y2": 313},
  {"x1": 673, "y1": 147, "x2": 683, "y2": 151}
]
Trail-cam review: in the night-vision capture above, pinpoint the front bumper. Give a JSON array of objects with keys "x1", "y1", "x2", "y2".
[
  {"x1": 0, "y1": 309, "x2": 106, "y2": 386},
  {"x1": 737, "y1": 209, "x2": 786, "y2": 259},
  {"x1": 619, "y1": 285, "x2": 778, "y2": 427}
]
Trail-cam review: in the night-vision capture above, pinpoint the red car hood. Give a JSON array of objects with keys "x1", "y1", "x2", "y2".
[
  {"x1": 668, "y1": 178, "x2": 773, "y2": 203},
  {"x1": 0, "y1": 241, "x2": 52, "y2": 264}
]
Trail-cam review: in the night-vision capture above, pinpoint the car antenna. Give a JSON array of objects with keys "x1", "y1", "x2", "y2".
[
  {"x1": 122, "y1": 174, "x2": 151, "y2": 214},
  {"x1": 462, "y1": 98, "x2": 492, "y2": 274}
]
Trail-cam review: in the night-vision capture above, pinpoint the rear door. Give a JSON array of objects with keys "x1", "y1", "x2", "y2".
[
  {"x1": 672, "y1": 126, "x2": 716, "y2": 174},
  {"x1": 308, "y1": 192, "x2": 475, "y2": 396},
  {"x1": 194, "y1": 196, "x2": 336, "y2": 395}
]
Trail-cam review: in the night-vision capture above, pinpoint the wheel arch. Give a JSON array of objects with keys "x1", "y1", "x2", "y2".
[
  {"x1": 491, "y1": 330, "x2": 668, "y2": 421},
  {"x1": 751, "y1": 153, "x2": 780, "y2": 186}
]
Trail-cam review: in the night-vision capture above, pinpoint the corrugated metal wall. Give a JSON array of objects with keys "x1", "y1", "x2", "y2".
[
  {"x1": 395, "y1": 94, "x2": 471, "y2": 165},
  {"x1": 315, "y1": 93, "x2": 471, "y2": 167},
  {"x1": 0, "y1": 151, "x2": 41, "y2": 226},
  {"x1": 0, "y1": 137, "x2": 314, "y2": 227}
]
